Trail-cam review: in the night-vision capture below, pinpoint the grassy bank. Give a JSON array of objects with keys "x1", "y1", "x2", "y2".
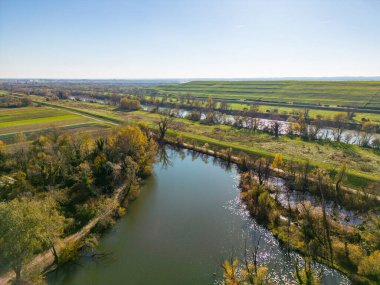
[{"x1": 25, "y1": 99, "x2": 380, "y2": 193}]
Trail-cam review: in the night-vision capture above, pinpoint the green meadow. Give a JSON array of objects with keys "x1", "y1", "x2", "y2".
[
  {"x1": 154, "y1": 80, "x2": 380, "y2": 109},
  {"x1": 0, "y1": 107, "x2": 108, "y2": 137}
]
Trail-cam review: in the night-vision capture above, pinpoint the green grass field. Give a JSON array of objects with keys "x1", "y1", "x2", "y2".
[
  {"x1": 154, "y1": 80, "x2": 380, "y2": 109},
  {"x1": 0, "y1": 107, "x2": 112, "y2": 140}
]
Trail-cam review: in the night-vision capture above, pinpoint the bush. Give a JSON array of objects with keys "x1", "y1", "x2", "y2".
[
  {"x1": 120, "y1": 97, "x2": 141, "y2": 110},
  {"x1": 59, "y1": 241, "x2": 81, "y2": 265},
  {"x1": 358, "y1": 250, "x2": 380, "y2": 281}
]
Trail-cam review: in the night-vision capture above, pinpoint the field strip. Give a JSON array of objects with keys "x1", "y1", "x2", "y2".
[
  {"x1": 44, "y1": 106, "x2": 120, "y2": 126},
  {"x1": 0, "y1": 123, "x2": 99, "y2": 138}
]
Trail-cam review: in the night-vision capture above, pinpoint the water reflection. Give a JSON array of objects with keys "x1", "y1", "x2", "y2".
[
  {"x1": 48, "y1": 146, "x2": 350, "y2": 285},
  {"x1": 142, "y1": 105, "x2": 379, "y2": 145}
]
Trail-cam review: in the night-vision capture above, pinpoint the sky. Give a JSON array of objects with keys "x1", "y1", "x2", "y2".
[{"x1": 0, "y1": 0, "x2": 379, "y2": 79}]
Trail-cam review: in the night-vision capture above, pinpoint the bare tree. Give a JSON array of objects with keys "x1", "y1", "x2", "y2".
[
  {"x1": 332, "y1": 113, "x2": 346, "y2": 142},
  {"x1": 157, "y1": 116, "x2": 173, "y2": 141}
]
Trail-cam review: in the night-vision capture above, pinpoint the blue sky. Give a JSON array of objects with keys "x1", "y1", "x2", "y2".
[{"x1": 0, "y1": 0, "x2": 379, "y2": 78}]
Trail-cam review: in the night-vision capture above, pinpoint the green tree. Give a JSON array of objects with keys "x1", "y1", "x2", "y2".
[{"x1": 0, "y1": 198, "x2": 65, "y2": 284}]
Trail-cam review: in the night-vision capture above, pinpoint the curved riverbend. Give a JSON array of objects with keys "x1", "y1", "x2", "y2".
[{"x1": 48, "y1": 147, "x2": 350, "y2": 285}]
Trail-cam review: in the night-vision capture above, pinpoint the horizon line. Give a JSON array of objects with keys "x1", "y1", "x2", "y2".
[{"x1": 1, "y1": 75, "x2": 380, "y2": 81}]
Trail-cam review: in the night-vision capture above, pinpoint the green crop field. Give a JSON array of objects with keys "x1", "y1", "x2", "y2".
[
  {"x1": 154, "y1": 81, "x2": 380, "y2": 109},
  {"x1": 0, "y1": 106, "x2": 110, "y2": 138}
]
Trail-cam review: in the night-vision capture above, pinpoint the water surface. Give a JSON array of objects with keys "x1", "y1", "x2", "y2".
[{"x1": 48, "y1": 147, "x2": 349, "y2": 285}]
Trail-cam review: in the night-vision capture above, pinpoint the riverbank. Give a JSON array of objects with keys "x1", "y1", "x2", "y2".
[
  {"x1": 164, "y1": 138, "x2": 380, "y2": 202},
  {"x1": 24, "y1": 96, "x2": 380, "y2": 192},
  {"x1": 1, "y1": 135, "x2": 375, "y2": 284},
  {"x1": 46, "y1": 145, "x2": 351, "y2": 285},
  {"x1": 161, "y1": 139, "x2": 379, "y2": 284},
  {"x1": 0, "y1": 181, "x2": 130, "y2": 285}
]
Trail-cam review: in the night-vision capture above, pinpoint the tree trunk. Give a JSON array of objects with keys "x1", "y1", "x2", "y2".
[
  {"x1": 14, "y1": 266, "x2": 21, "y2": 285},
  {"x1": 50, "y1": 240, "x2": 59, "y2": 265}
]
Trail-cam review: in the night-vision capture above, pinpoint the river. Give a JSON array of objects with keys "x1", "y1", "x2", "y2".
[
  {"x1": 142, "y1": 105, "x2": 379, "y2": 145},
  {"x1": 48, "y1": 146, "x2": 350, "y2": 285}
]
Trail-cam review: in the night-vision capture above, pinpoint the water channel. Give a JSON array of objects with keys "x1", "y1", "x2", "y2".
[
  {"x1": 142, "y1": 105, "x2": 378, "y2": 145},
  {"x1": 48, "y1": 147, "x2": 350, "y2": 285}
]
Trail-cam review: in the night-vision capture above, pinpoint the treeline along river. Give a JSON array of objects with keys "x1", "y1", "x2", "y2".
[{"x1": 48, "y1": 146, "x2": 349, "y2": 285}]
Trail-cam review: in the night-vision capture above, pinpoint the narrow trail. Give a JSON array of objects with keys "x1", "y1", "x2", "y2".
[{"x1": 0, "y1": 182, "x2": 128, "y2": 285}]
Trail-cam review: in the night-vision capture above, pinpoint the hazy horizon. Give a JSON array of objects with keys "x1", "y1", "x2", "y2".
[{"x1": 1, "y1": 76, "x2": 380, "y2": 82}]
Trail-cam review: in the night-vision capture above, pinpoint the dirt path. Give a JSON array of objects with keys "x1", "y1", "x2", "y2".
[{"x1": 0, "y1": 182, "x2": 128, "y2": 285}]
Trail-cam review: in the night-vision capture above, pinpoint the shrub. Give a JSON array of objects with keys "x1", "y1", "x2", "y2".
[
  {"x1": 120, "y1": 97, "x2": 141, "y2": 110},
  {"x1": 358, "y1": 250, "x2": 380, "y2": 281}
]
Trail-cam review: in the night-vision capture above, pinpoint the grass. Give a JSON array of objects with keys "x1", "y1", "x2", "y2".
[
  {"x1": 151, "y1": 81, "x2": 380, "y2": 125},
  {"x1": 18, "y1": 99, "x2": 380, "y2": 192},
  {"x1": 154, "y1": 81, "x2": 380, "y2": 107},
  {"x1": 120, "y1": 111, "x2": 380, "y2": 191},
  {"x1": 0, "y1": 122, "x2": 110, "y2": 143},
  {"x1": 228, "y1": 103, "x2": 380, "y2": 123},
  {"x1": 0, "y1": 106, "x2": 112, "y2": 141}
]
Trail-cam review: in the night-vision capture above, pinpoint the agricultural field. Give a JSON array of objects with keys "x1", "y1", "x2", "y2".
[
  {"x1": 0, "y1": 106, "x2": 111, "y2": 143},
  {"x1": 154, "y1": 80, "x2": 380, "y2": 109}
]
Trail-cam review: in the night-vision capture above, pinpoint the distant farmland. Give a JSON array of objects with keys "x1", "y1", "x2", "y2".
[
  {"x1": 0, "y1": 106, "x2": 110, "y2": 142},
  {"x1": 154, "y1": 81, "x2": 380, "y2": 109}
]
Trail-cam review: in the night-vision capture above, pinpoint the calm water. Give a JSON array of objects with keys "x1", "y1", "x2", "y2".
[
  {"x1": 48, "y1": 147, "x2": 349, "y2": 285},
  {"x1": 142, "y1": 105, "x2": 379, "y2": 145}
]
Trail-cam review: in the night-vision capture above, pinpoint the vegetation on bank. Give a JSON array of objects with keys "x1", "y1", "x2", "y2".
[
  {"x1": 141, "y1": 94, "x2": 380, "y2": 127},
  {"x1": 1, "y1": 81, "x2": 379, "y2": 283},
  {"x1": 238, "y1": 167, "x2": 379, "y2": 283},
  {"x1": 0, "y1": 125, "x2": 157, "y2": 284},
  {"x1": 159, "y1": 136, "x2": 379, "y2": 284},
  {"x1": 0, "y1": 93, "x2": 32, "y2": 108},
  {"x1": 20, "y1": 96, "x2": 380, "y2": 192}
]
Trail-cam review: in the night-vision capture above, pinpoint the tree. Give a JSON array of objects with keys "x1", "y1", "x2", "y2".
[
  {"x1": 222, "y1": 239, "x2": 269, "y2": 285},
  {"x1": 219, "y1": 101, "x2": 230, "y2": 111},
  {"x1": 297, "y1": 113, "x2": 309, "y2": 140},
  {"x1": 0, "y1": 198, "x2": 65, "y2": 284},
  {"x1": 119, "y1": 97, "x2": 141, "y2": 111},
  {"x1": 157, "y1": 116, "x2": 172, "y2": 141},
  {"x1": 359, "y1": 122, "x2": 375, "y2": 147},
  {"x1": 314, "y1": 168, "x2": 333, "y2": 265},
  {"x1": 206, "y1": 96, "x2": 216, "y2": 111},
  {"x1": 113, "y1": 126, "x2": 157, "y2": 177},
  {"x1": 294, "y1": 257, "x2": 320, "y2": 285},
  {"x1": 271, "y1": 153, "x2": 283, "y2": 170},
  {"x1": 332, "y1": 113, "x2": 346, "y2": 142},
  {"x1": 335, "y1": 162, "x2": 346, "y2": 198},
  {"x1": 309, "y1": 115, "x2": 324, "y2": 141},
  {"x1": 272, "y1": 121, "x2": 280, "y2": 138},
  {"x1": 21, "y1": 97, "x2": 32, "y2": 106},
  {"x1": 0, "y1": 140, "x2": 7, "y2": 171}
]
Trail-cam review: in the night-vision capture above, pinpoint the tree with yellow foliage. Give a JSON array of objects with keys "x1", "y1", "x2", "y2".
[{"x1": 271, "y1": 153, "x2": 283, "y2": 170}]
